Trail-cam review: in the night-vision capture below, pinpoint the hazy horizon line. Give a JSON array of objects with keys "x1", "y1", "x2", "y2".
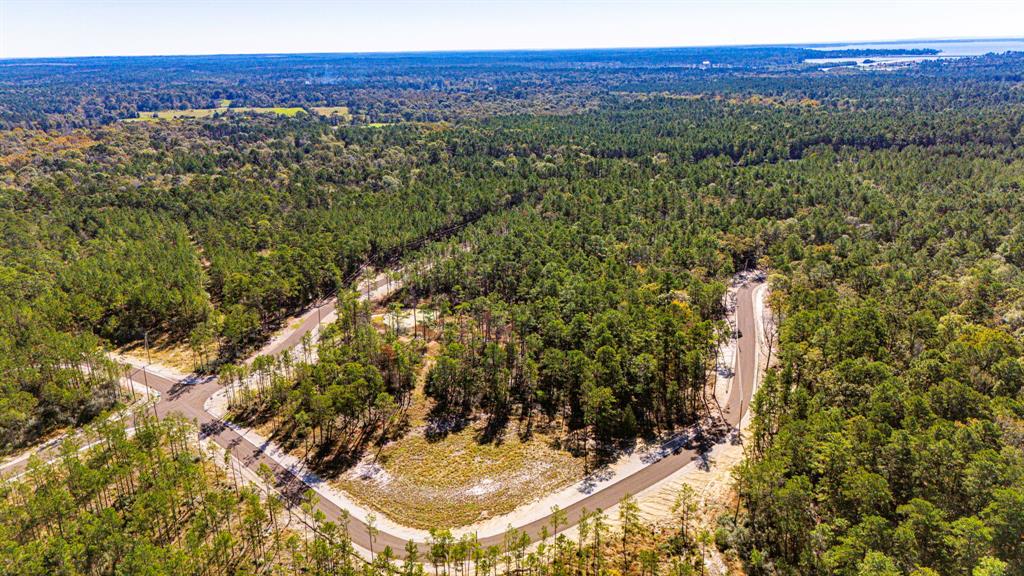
[{"x1": 3, "y1": 34, "x2": 1022, "y2": 63}]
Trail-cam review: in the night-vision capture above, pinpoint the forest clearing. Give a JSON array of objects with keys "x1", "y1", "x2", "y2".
[{"x1": 127, "y1": 104, "x2": 347, "y2": 121}]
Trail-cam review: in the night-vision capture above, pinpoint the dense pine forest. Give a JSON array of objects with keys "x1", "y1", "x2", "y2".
[{"x1": 1, "y1": 45, "x2": 1023, "y2": 575}]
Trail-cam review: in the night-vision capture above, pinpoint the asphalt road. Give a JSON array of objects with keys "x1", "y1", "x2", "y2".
[{"x1": 4, "y1": 275, "x2": 762, "y2": 558}]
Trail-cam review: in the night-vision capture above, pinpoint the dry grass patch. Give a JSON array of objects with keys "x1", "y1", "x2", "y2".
[
  {"x1": 129, "y1": 108, "x2": 223, "y2": 121},
  {"x1": 405, "y1": 340, "x2": 440, "y2": 427},
  {"x1": 335, "y1": 422, "x2": 585, "y2": 529},
  {"x1": 311, "y1": 106, "x2": 350, "y2": 119},
  {"x1": 118, "y1": 332, "x2": 218, "y2": 373},
  {"x1": 127, "y1": 105, "x2": 307, "y2": 122}
]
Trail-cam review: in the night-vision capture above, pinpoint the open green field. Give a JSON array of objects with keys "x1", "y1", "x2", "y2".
[
  {"x1": 335, "y1": 423, "x2": 585, "y2": 529},
  {"x1": 233, "y1": 106, "x2": 306, "y2": 116},
  {"x1": 127, "y1": 104, "x2": 346, "y2": 122}
]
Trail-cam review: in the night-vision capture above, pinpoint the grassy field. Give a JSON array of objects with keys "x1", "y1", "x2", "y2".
[
  {"x1": 233, "y1": 107, "x2": 306, "y2": 117},
  {"x1": 128, "y1": 104, "x2": 347, "y2": 122},
  {"x1": 129, "y1": 108, "x2": 224, "y2": 121},
  {"x1": 335, "y1": 422, "x2": 585, "y2": 529}
]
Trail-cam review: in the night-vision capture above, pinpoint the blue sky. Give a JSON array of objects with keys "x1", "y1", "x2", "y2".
[{"x1": 2, "y1": 0, "x2": 1022, "y2": 59}]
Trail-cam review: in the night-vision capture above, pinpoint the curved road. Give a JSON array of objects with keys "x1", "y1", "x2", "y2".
[{"x1": 4, "y1": 275, "x2": 763, "y2": 557}]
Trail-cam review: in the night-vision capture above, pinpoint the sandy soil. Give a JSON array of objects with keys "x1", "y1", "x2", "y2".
[
  {"x1": 336, "y1": 422, "x2": 585, "y2": 530},
  {"x1": 116, "y1": 333, "x2": 211, "y2": 373}
]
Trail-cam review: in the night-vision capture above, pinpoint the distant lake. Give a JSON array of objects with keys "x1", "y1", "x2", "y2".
[{"x1": 802, "y1": 38, "x2": 1024, "y2": 68}]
